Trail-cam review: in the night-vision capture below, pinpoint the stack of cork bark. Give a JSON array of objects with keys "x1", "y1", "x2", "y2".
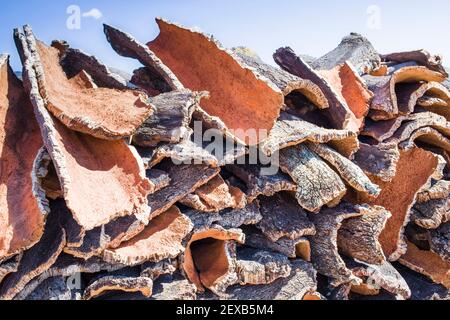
[{"x1": 0, "y1": 19, "x2": 448, "y2": 300}]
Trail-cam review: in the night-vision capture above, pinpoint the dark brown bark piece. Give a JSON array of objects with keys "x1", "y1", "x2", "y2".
[
  {"x1": 399, "y1": 127, "x2": 450, "y2": 152},
  {"x1": 235, "y1": 248, "x2": 292, "y2": 286},
  {"x1": 148, "y1": 18, "x2": 284, "y2": 145},
  {"x1": 412, "y1": 197, "x2": 449, "y2": 230},
  {"x1": 428, "y1": 222, "x2": 450, "y2": 262},
  {"x1": 140, "y1": 259, "x2": 178, "y2": 280},
  {"x1": 0, "y1": 210, "x2": 66, "y2": 300},
  {"x1": 217, "y1": 201, "x2": 263, "y2": 229},
  {"x1": 279, "y1": 144, "x2": 347, "y2": 212},
  {"x1": 416, "y1": 180, "x2": 450, "y2": 203},
  {"x1": 273, "y1": 47, "x2": 358, "y2": 131},
  {"x1": 307, "y1": 142, "x2": 380, "y2": 199},
  {"x1": 225, "y1": 260, "x2": 317, "y2": 300},
  {"x1": 133, "y1": 90, "x2": 201, "y2": 147},
  {"x1": 0, "y1": 255, "x2": 21, "y2": 284},
  {"x1": 52, "y1": 40, "x2": 128, "y2": 89},
  {"x1": 148, "y1": 162, "x2": 220, "y2": 220},
  {"x1": 353, "y1": 142, "x2": 400, "y2": 182},
  {"x1": 260, "y1": 111, "x2": 359, "y2": 157},
  {"x1": 0, "y1": 55, "x2": 48, "y2": 260},
  {"x1": 146, "y1": 169, "x2": 171, "y2": 193},
  {"x1": 151, "y1": 274, "x2": 197, "y2": 300},
  {"x1": 338, "y1": 205, "x2": 391, "y2": 265},
  {"x1": 309, "y1": 203, "x2": 364, "y2": 287},
  {"x1": 83, "y1": 275, "x2": 153, "y2": 300},
  {"x1": 103, "y1": 24, "x2": 184, "y2": 91},
  {"x1": 257, "y1": 193, "x2": 315, "y2": 242},
  {"x1": 51, "y1": 199, "x2": 84, "y2": 248},
  {"x1": 311, "y1": 33, "x2": 381, "y2": 75},
  {"x1": 382, "y1": 50, "x2": 448, "y2": 77},
  {"x1": 15, "y1": 26, "x2": 154, "y2": 231}
]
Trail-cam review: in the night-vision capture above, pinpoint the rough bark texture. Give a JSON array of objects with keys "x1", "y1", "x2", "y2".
[
  {"x1": 83, "y1": 275, "x2": 153, "y2": 300},
  {"x1": 148, "y1": 18, "x2": 284, "y2": 145},
  {"x1": 1, "y1": 54, "x2": 48, "y2": 260},
  {"x1": 382, "y1": 49, "x2": 448, "y2": 77},
  {"x1": 279, "y1": 144, "x2": 347, "y2": 212},
  {"x1": 0, "y1": 255, "x2": 21, "y2": 284},
  {"x1": 416, "y1": 180, "x2": 450, "y2": 203},
  {"x1": 257, "y1": 193, "x2": 316, "y2": 242},
  {"x1": 217, "y1": 201, "x2": 263, "y2": 229},
  {"x1": 273, "y1": 47, "x2": 359, "y2": 131},
  {"x1": 400, "y1": 127, "x2": 450, "y2": 152},
  {"x1": 151, "y1": 274, "x2": 197, "y2": 300},
  {"x1": 396, "y1": 82, "x2": 450, "y2": 115},
  {"x1": 412, "y1": 197, "x2": 450, "y2": 229},
  {"x1": 428, "y1": 222, "x2": 450, "y2": 262},
  {"x1": 260, "y1": 111, "x2": 359, "y2": 157}
]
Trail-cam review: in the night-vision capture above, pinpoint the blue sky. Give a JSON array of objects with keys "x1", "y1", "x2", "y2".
[{"x1": 1, "y1": 1, "x2": 450, "y2": 72}]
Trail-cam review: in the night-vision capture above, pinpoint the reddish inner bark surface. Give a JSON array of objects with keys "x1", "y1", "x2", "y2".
[
  {"x1": 0, "y1": 60, "x2": 45, "y2": 258},
  {"x1": 372, "y1": 148, "x2": 438, "y2": 258},
  {"x1": 148, "y1": 20, "x2": 283, "y2": 145},
  {"x1": 36, "y1": 41, "x2": 152, "y2": 138}
]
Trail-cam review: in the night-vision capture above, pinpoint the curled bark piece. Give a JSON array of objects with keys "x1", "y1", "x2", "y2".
[
  {"x1": 399, "y1": 241, "x2": 450, "y2": 289},
  {"x1": 260, "y1": 112, "x2": 359, "y2": 157},
  {"x1": 235, "y1": 248, "x2": 292, "y2": 286},
  {"x1": 0, "y1": 55, "x2": 48, "y2": 260},
  {"x1": 29, "y1": 30, "x2": 153, "y2": 140},
  {"x1": 412, "y1": 197, "x2": 449, "y2": 230},
  {"x1": 15, "y1": 254, "x2": 125, "y2": 300},
  {"x1": 15, "y1": 26, "x2": 154, "y2": 231},
  {"x1": 232, "y1": 48, "x2": 328, "y2": 107},
  {"x1": 307, "y1": 143, "x2": 380, "y2": 199},
  {"x1": 243, "y1": 226, "x2": 310, "y2": 260},
  {"x1": 226, "y1": 260, "x2": 317, "y2": 300},
  {"x1": 148, "y1": 162, "x2": 220, "y2": 219},
  {"x1": 353, "y1": 142, "x2": 400, "y2": 182},
  {"x1": 396, "y1": 81, "x2": 450, "y2": 116},
  {"x1": 309, "y1": 203, "x2": 364, "y2": 287},
  {"x1": 348, "y1": 259, "x2": 411, "y2": 300},
  {"x1": 148, "y1": 18, "x2": 284, "y2": 145},
  {"x1": 0, "y1": 211, "x2": 66, "y2": 300},
  {"x1": 0, "y1": 255, "x2": 21, "y2": 284},
  {"x1": 146, "y1": 169, "x2": 171, "y2": 193},
  {"x1": 180, "y1": 175, "x2": 246, "y2": 213},
  {"x1": 34, "y1": 148, "x2": 63, "y2": 200},
  {"x1": 338, "y1": 205, "x2": 391, "y2": 265},
  {"x1": 311, "y1": 33, "x2": 381, "y2": 75},
  {"x1": 152, "y1": 274, "x2": 197, "y2": 300},
  {"x1": 52, "y1": 40, "x2": 128, "y2": 89},
  {"x1": 279, "y1": 144, "x2": 347, "y2": 212},
  {"x1": 364, "y1": 66, "x2": 446, "y2": 120},
  {"x1": 428, "y1": 222, "x2": 450, "y2": 262},
  {"x1": 257, "y1": 193, "x2": 315, "y2": 242},
  {"x1": 382, "y1": 49, "x2": 448, "y2": 77},
  {"x1": 416, "y1": 180, "x2": 450, "y2": 203},
  {"x1": 103, "y1": 23, "x2": 184, "y2": 91},
  {"x1": 103, "y1": 206, "x2": 193, "y2": 266},
  {"x1": 318, "y1": 62, "x2": 374, "y2": 130},
  {"x1": 218, "y1": 201, "x2": 263, "y2": 229},
  {"x1": 225, "y1": 163, "x2": 297, "y2": 202},
  {"x1": 273, "y1": 47, "x2": 359, "y2": 130},
  {"x1": 182, "y1": 226, "x2": 244, "y2": 294},
  {"x1": 133, "y1": 90, "x2": 202, "y2": 147},
  {"x1": 51, "y1": 199, "x2": 84, "y2": 249},
  {"x1": 83, "y1": 275, "x2": 153, "y2": 300},
  {"x1": 399, "y1": 127, "x2": 450, "y2": 152},
  {"x1": 367, "y1": 148, "x2": 440, "y2": 260}
]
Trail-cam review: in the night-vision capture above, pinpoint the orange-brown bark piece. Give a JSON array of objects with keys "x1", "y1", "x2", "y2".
[
  {"x1": 148, "y1": 18, "x2": 284, "y2": 145},
  {"x1": 15, "y1": 26, "x2": 154, "y2": 231},
  {"x1": 399, "y1": 241, "x2": 450, "y2": 289},
  {"x1": 34, "y1": 39, "x2": 153, "y2": 140},
  {"x1": 368, "y1": 148, "x2": 439, "y2": 261},
  {"x1": 103, "y1": 206, "x2": 193, "y2": 266},
  {"x1": 0, "y1": 55, "x2": 48, "y2": 260}
]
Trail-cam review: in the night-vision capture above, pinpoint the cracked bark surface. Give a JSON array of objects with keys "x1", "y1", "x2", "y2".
[
  {"x1": 15, "y1": 25, "x2": 154, "y2": 232},
  {"x1": 307, "y1": 142, "x2": 380, "y2": 199},
  {"x1": 257, "y1": 193, "x2": 315, "y2": 242},
  {"x1": 399, "y1": 241, "x2": 450, "y2": 289},
  {"x1": 146, "y1": 169, "x2": 171, "y2": 193},
  {"x1": 309, "y1": 203, "x2": 365, "y2": 287},
  {"x1": 103, "y1": 206, "x2": 193, "y2": 266},
  {"x1": 416, "y1": 180, "x2": 450, "y2": 203},
  {"x1": 151, "y1": 274, "x2": 197, "y2": 300},
  {"x1": 279, "y1": 144, "x2": 347, "y2": 212},
  {"x1": 140, "y1": 259, "x2": 178, "y2": 280},
  {"x1": 83, "y1": 275, "x2": 153, "y2": 300},
  {"x1": 133, "y1": 90, "x2": 201, "y2": 147},
  {"x1": 0, "y1": 55, "x2": 48, "y2": 260},
  {"x1": 363, "y1": 66, "x2": 445, "y2": 120},
  {"x1": 260, "y1": 111, "x2": 359, "y2": 157},
  {"x1": 399, "y1": 127, "x2": 450, "y2": 152},
  {"x1": 217, "y1": 201, "x2": 263, "y2": 229},
  {"x1": 311, "y1": 33, "x2": 381, "y2": 75},
  {"x1": 148, "y1": 18, "x2": 284, "y2": 145},
  {"x1": 412, "y1": 196, "x2": 450, "y2": 230},
  {"x1": 428, "y1": 222, "x2": 450, "y2": 262},
  {"x1": 274, "y1": 47, "x2": 359, "y2": 131},
  {"x1": 338, "y1": 205, "x2": 391, "y2": 265}
]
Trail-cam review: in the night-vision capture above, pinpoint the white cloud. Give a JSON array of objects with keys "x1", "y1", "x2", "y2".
[{"x1": 82, "y1": 8, "x2": 103, "y2": 20}]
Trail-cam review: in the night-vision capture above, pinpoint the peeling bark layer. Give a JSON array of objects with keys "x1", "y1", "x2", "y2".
[
  {"x1": 382, "y1": 50, "x2": 448, "y2": 77},
  {"x1": 279, "y1": 145, "x2": 347, "y2": 212},
  {"x1": 396, "y1": 82, "x2": 450, "y2": 116},
  {"x1": 103, "y1": 206, "x2": 193, "y2": 266},
  {"x1": 412, "y1": 197, "x2": 450, "y2": 230},
  {"x1": 148, "y1": 18, "x2": 284, "y2": 145},
  {"x1": 0, "y1": 55, "x2": 47, "y2": 260},
  {"x1": 353, "y1": 143, "x2": 400, "y2": 182},
  {"x1": 428, "y1": 222, "x2": 450, "y2": 262},
  {"x1": 83, "y1": 275, "x2": 153, "y2": 300}
]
